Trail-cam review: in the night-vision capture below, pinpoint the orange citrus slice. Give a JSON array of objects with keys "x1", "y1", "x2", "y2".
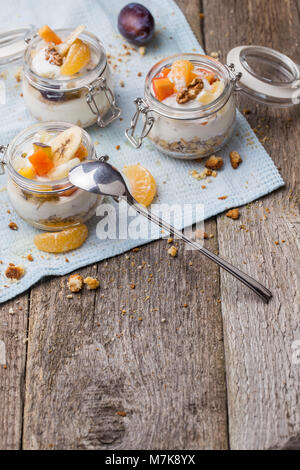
[
  {"x1": 60, "y1": 39, "x2": 91, "y2": 76},
  {"x1": 34, "y1": 224, "x2": 88, "y2": 253},
  {"x1": 123, "y1": 164, "x2": 156, "y2": 207}
]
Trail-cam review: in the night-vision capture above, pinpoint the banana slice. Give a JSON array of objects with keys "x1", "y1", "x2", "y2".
[
  {"x1": 50, "y1": 126, "x2": 82, "y2": 166},
  {"x1": 48, "y1": 157, "x2": 81, "y2": 180},
  {"x1": 56, "y1": 25, "x2": 86, "y2": 57}
]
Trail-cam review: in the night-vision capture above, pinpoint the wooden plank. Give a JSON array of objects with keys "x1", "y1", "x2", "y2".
[
  {"x1": 202, "y1": 0, "x2": 300, "y2": 449},
  {"x1": 0, "y1": 294, "x2": 29, "y2": 449},
  {"x1": 22, "y1": 0, "x2": 229, "y2": 450}
]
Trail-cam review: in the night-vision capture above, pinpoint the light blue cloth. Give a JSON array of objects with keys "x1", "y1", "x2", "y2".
[{"x1": 0, "y1": 0, "x2": 284, "y2": 303}]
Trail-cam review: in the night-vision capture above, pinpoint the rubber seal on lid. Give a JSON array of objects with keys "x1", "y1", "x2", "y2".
[{"x1": 227, "y1": 45, "x2": 300, "y2": 107}]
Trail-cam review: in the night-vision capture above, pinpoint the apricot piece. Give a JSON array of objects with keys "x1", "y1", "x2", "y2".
[
  {"x1": 38, "y1": 25, "x2": 62, "y2": 45},
  {"x1": 28, "y1": 149, "x2": 54, "y2": 176},
  {"x1": 152, "y1": 77, "x2": 174, "y2": 101}
]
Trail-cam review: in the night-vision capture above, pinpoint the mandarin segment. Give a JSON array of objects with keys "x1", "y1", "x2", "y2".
[
  {"x1": 34, "y1": 224, "x2": 88, "y2": 253},
  {"x1": 38, "y1": 25, "x2": 62, "y2": 45},
  {"x1": 123, "y1": 164, "x2": 156, "y2": 207},
  {"x1": 60, "y1": 39, "x2": 91, "y2": 76}
]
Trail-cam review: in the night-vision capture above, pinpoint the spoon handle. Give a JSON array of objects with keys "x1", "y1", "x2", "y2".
[{"x1": 126, "y1": 198, "x2": 272, "y2": 303}]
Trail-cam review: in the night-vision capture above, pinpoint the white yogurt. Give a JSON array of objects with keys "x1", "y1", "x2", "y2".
[{"x1": 23, "y1": 65, "x2": 112, "y2": 128}]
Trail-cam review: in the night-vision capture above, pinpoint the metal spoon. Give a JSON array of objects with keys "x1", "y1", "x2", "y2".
[{"x1": 69, "y1": 157, "x2": 272, "y2": 303}]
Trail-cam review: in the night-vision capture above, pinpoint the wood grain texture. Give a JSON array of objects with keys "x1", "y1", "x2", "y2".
[
  {"x1": 0, "y1": 294, "x2": 29, "y2": 449},
  {"x1": 22, "y1": 0, "x2": 228, "y2": 450},
  {"x1": 202, "y1": 0, "x2": 300, "y2": 449}
]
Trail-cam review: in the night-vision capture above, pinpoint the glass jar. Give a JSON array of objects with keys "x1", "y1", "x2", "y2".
[
  {"x1": 126, "y1": 47, "x2": 300, "y2": 159},
  {"x1": 0, "y1": 26, "x2": 120, "y2": 128},
  {"x1": 0, "y1": 121, "x2": 102, "y2": 231}
]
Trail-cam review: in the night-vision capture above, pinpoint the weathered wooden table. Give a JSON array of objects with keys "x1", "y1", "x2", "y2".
[{"x1": 0, "y1": 0, "x2": 299, "y2": 450}]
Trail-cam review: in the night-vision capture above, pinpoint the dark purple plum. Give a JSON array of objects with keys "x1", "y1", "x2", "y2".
[{"x1": 118, "y1": 3, "x2": 155, "y2": 46}]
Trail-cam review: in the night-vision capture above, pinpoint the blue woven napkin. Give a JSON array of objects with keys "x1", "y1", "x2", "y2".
[{"x1": 0, "y1": 0, "x2": 284, "y2": 303}]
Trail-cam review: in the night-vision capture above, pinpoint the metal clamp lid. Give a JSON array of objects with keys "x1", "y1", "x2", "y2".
[
  {"x1": 227, "y1": 45, "x2": 300, "y2": 107},
  {"x1": 0, "y1": 25, "x2": 36, "y2": 66},
  {"x1": 125, "y1": 98, "x2": 155, "y2": 148},
  {"x1": 86, "y1": 77, "x2": 121, "y2": 128}
]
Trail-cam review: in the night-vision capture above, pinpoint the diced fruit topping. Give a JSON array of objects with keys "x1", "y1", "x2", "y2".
[
  {"x1": 169, "y1": 59, "x2": 195, "y2": 90},
  {"x1": 74, "y1": 143, "x2": 88, "y2": 161},
  {"x1": 123, "y1": 164, "x2": 156, "y2": 207},
  {"x1": 210, "y1": 80, "x2": 224, "y2": 96},
  {"x1": 159, "y1": 67, "x2": 171, "y2": 78},
  {"x1": 56, "y1": 25, "x2": 86, "y2": 57},
  {"x1": 50, "y1": 126, "x2": 82, "y2": 166},
  {"x1": 152, "y1": 77, "x2": 174, "y2": 102},
  {"x1": 48, "y1": 158, "x2": 81, "y2": 181},
  {"x1": 29, "y1": 149, "x2": 54, "y2": 176},
  {"x1": 33, "y1": 142, "x2": 52, "y2": 158},
  {"x1": 197, "y1": 90, "x2": 215, "y2": 105},
  {"x1": 34, "y1": 224, "x2": 88, "y2": 253},
  {"x1": 197, "y1": 80, "x2": 224, "y2": 105},
  {"x1": 18, "y1": 166, "x2": 36, "y2": 179},
  {"x1": 38, "y1": 25, "x2": 62, "y2": 45},
  {"x1": 60, "y1": 39, "x2": 91, "y2": 76},
  {"x1": 196, "y1": 68, "x2": 218, "y2": 84}
]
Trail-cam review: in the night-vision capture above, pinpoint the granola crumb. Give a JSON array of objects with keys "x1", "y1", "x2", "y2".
[
  {"x1": 168, "y1": 246, "x2": 177, "y2": 257},
  {"x1": 27, "y1": 254, "x2": 34, "y2": 262},
  {"x1": 139, "y1": 46, "x2": 146, "y2": 56},
  {"x1": 194, "y1": 229, "x2": 208, "y2": 239},
  {"x1": 115, "y1": 145, "x2": 120, "y2": 150},
  {"x1": 218, "y1": 195, "x2": 228, "y2": 200},
  {"x1": 132, "y1": 247, "x2": 140, "y2": 252},
  {"x1": 67, "y1": 274, "x2": 83, "y2": 292},
  {"x1": 14, "y1": 67, "x2": 22, "y2": 82},
  {"x1": 84, "y1": 277, "x2": 100, "y2": 290},
  {"x1": 226, "y1": 208, "x2": 240, "y2": 220},
  {"x1": 116, "y1": 410, "x2": 127, "y2": 417},
  {"x1": 167, "y1": 237, "x2": 173, "y2": 244},
  {"x1": 205, "y1": 155, "x2": 223, "y2": 170},
  {"x1": 243, "y1": 108, "x2": 251, "y2": 115},
  {"x1": 199, "y1": 12, "x2": 205, "y2": 19},
  {"x1": 5, "y1": 264, "x2": 24, "y2": 280},
  {"x1": 66, "y1": 294, "x2": 73, "y2": 299},
  {"x1": 45, "y1": 45, "x2": 62, "y2": 66},
  {"x1": 137, "y1": 72, "x2": 142, "y2": 77},
  {"x1": 130, "y1": 283, "x2": 135, "y2": 289},
  {"x1": 8, "y1": 221, "x2": 18, "y2": 231},
  {"x1": 119, "y1": 80, "x2": 125, "y2": 87},
  {"x1": 230, "y1": 151, "x2": 242, "y2": 169},
  {"x1": 7, "y1": 210, "x2": 11, "y2": 214}
]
